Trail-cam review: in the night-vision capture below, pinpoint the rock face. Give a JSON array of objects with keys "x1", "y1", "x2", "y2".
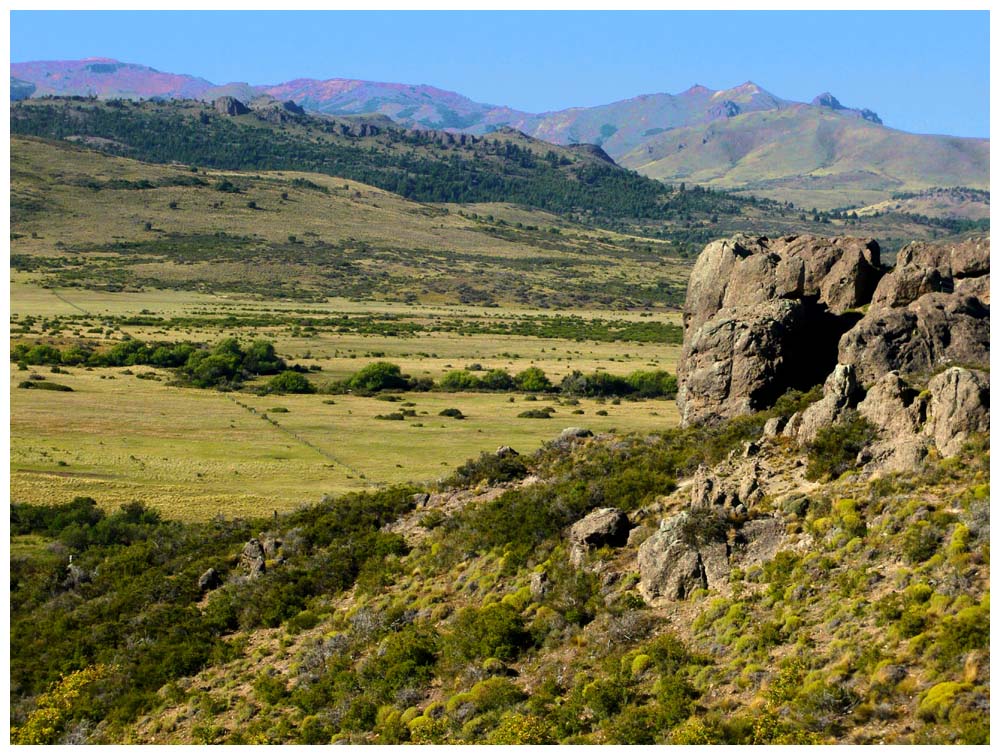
[
  {"x1": 795, "y1": 364, "x2": 863, "y2": 444},
  {"x1": 677, "y1": 234, "x2": 879, "y2": 425},
  {"x1": 240, "y1": 538, "x2": 266, "y2": 577},
  {"x1": 842, "y1": 237, "x2": 989, "y2": 385},
  {"x1": 213, "y1": 96, "x2": 250, "y2": 116},
  {"x1": 925, "y1": 368, "x2": 990, "y2": 456},
  {"x1": 839, "y1": 293, "x2": 989, "y2": 385},
  {"x1": 637, "y1": 509, "x2": 788, "y2": 602},
  {"x1": 679, "y1": 234, "x2": 989, "y2": 457},
  {"x1": 569, "y1": 507, "x2": 630, "y2": 565},
  {"x1": 198, "y1": 567, "x2": 222, "y2": 592}
]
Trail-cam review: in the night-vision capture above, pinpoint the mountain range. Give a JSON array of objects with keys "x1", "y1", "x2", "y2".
[{"x1": 9, "y1": 58, "x2": 990, "y2": 207}]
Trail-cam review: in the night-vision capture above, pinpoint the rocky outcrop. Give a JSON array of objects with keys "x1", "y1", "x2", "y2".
[
  {"x1": 925, "y1": 368, "x2": 990, "y2": 456},
  {"x1": 569, "y1": 507, "x2": 630, "y2": 565},
  {"x1": 637, "y1": 509, "x2": 789, "y2": 602},
  {"x1": 240, "y1": 538, "x2": 266, "y2": 577},
  {"x1": 689, "y1": 462, "x2": 763, "y2": 513},
  {"x1": 198, "y1": 567, "x2": 222, "y2": 592},
  {"x1": 637, "y1": 510, "x2": 718, "y2": 601},
  {"x1": 839, "y1": 292, "x2": 989, "y2": 385},
  {"x1": 678, "y1": 234, "x2": 879, "y2": 425},
  {"x1": 843, "y1": 237, "x2": 989, "y2": 384},
  {"x1": 795, "y1": 364, "x2": 863, "y2": 444},
  {"x1": 213, "y1": 96, "x2": 250, "y2": 116}
]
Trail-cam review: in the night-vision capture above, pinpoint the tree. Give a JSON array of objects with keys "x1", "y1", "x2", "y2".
[
  {"x1": 267, "y1": 371, "x2": 315, "y2": 394},
  {"x1": 348, "y1": 362, "x2": 408, "y2": 393},
  {"x1": 515, "y1": 367, "x2": 551, "y2": 393}
]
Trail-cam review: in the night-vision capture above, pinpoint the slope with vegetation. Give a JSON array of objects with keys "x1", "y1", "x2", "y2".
[{"x1": 10, "y1": 234, "x2": 989, "y2": 745}]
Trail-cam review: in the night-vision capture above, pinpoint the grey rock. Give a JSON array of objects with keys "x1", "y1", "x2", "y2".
[
  {"x1": 213, "y1": 96, "x2": 250, "y2": 116},
  {"x1": 198, "y1": 567, "x2": 222, "y2": 592},
  {"x1": 795, "y1": 364, "x2": 863, "y2": 444},
  {"x1": 733, "y1": 517, "x2": 786, "y2": 568},
  {"x1": 529, "y1": 570, "x2": 550, "y2": 599},
  {"x1": 240, "y1": 538, "x2": 266, "y2": 577},
  {"x1": 638, "y1": 510, "x2": 725, "y2": 601},
  {"x1": 412, "y1": 492, "x2": 431, "y2": 508},
  {"x1": 677, "y1": 234, "x2": 883, "y2": 426},
  {"x1": 925, "y1": 367, "x2": 990, "y2": 456},
  {"x1": 762, "y1": 416, "x2": 786, "y2": 438},
  {"x1": 839, "y1": 292, "x2": 989, "y2": 385},
  {"x1": 558, "y1": 427, "x2": 593, "y2": 440},
  {"x1": 678, "y1": 298, "x2": 806, "y2": 425},
  {"x1": 569, "y1": 507, "x2": 630, "y2": 565}
]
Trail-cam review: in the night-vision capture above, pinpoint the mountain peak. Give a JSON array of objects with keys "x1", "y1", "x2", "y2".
[
  {"x1": 682, "y1": 84, "x2": 712, "y2": 96},
  {"x1": 812, "y1": 92, "x2": 844, "y2": 110}
]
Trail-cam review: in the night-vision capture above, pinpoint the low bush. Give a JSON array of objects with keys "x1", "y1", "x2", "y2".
[{"x1": 805, "y1": 411, "x2": 878, "y2": 480}]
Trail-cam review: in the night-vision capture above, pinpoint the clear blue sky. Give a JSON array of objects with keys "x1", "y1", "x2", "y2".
[{"x1": 10, "y1": 10, "x2": 990, "y2": 137}]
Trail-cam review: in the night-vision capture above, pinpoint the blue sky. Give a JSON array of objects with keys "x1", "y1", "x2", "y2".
[{"x1": 10, "y1": 10, "x2": 990, "y2": 137}]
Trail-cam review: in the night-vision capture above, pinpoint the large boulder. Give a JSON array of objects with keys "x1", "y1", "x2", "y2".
[
  {"x1": 839, "y1": 292, "x2": 989, "y2": 385},
  {"x1": 637, "y1": 511, "x2": 718, "y2": 601},
  {"x1": 841, "y1": 237, "x2": 989, "y2": 385},
  {"x1": 240, "y1": 538, "x2": 266, "y2": 577},
  {"x1": 795, "y1": 364, "x2": 863, "y2": 444},
  {"x1": 213, "y1": 96, "x2": 250, "y2": 116},
  {"x1": 569, "y1": 507, "x2": 630, "y2": 565},
  {"x1": 925, "y1": 367, "x2": 990, "y2": 456},
  {"x1": 638, "y1": 510, "x2": 790, "y2": 602},
  {"x1": 678, "y1": 235, "x2": 881, "y2": 426},
  {"x1": 678, "y1": 299, "x2": 806, "y2": 425}
]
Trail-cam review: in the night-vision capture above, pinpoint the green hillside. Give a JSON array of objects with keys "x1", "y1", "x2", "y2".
[{"x1": 619, "y1": 107, "x2": 989, "y2": 209}]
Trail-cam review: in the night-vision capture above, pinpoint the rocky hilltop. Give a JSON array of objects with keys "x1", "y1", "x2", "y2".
[{"x1": 635, "y1": 233, "x2": 989, "y2": 606}]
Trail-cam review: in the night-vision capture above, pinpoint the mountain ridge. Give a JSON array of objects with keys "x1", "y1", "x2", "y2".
[{"x1": 9, "y1": 58, "x2": 989, "y2": 207}]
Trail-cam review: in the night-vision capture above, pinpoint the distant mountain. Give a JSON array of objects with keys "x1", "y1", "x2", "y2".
[
  {"x1": 617, "y1": 106, "x2": 989, "y2": 205},
  {"x1": 9, "y1": 58, "x2": 989, "y2": 206},
  {"x1": 10, "y1": 58, "x2": 213, "y2": 99}
]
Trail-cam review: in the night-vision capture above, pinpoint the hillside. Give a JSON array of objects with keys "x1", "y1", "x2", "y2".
[
  {"x1": 10, "y1": 134, "x2": 980, "y2": 312},
  {"x1": 618, "y1": 106, "x2": 990, "y2": 209},
  {"x1": 10, "y1": 235, "x2": 990, "y2": 745},
  {"x1": 11, "y1": 59, "x2": 988, "y2": 207},
  {"x1": 9, "y1": 97, "x2": 675, "y2": 231}
]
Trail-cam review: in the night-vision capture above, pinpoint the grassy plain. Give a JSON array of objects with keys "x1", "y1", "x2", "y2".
[{"x1": 10, "y1": 354, "x2": 678, "y2": 520}]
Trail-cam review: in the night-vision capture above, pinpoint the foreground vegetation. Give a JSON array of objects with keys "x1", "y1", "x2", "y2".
[{"x1": 10, "y1": 396, "x2": 989, "y2": 743}]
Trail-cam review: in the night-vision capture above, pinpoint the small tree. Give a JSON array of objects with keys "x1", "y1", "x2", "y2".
[{"x1": 267, "y1": 371, "x2": 315, "y2": 394}]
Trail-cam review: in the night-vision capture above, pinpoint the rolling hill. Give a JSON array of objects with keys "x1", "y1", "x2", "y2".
[
  {"x1": 10, "y1": 58, "x2": 988, "y2": 207},
  {"x1": 617, "y1": 106, "x2": 989, "y2": 208}
]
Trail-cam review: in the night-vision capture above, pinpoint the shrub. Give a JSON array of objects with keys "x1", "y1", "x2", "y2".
[
  {"x1": 443, "y1": 451, "x2": 529, "y2": 489},
  {"x1": 439, "y1": 408, "x2": 465, "y2": 419},
  {"x1": 348, "y1": 362, "x2": 408, "y2": 393},
  {"x1": 518, "y1": 408, "x2": 554, "y2": 419},
  {"x1": 266, "y1": 371, "x2": 315, "y2": 394},
  {"x1": 439, "y1": 370, "x2": 480, "y2": 391},
  {"x1": 443, "y1": 603, "x2": 531, "y2": 664},
  {"x1": 514, "y1": 367, "x2": 552, "y2": 393},
  {"x1": 626, "y1": 370, "x2": 678, "y2": 398},
  {"x1": 902, "y1": 521, "x2": 942, "y2": 564},
  {"x1": 18, "y1": 380, "x2": 73, "y2": 391},
  {"x1": 805, "y1": 411, "x2": 878, "y2": 480}
]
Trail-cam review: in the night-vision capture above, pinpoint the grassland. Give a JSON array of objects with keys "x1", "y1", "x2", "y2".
[
  {"x1": 8, "y1": 134, "x2": 968, "y2": 521},
  {"x1": 10, "y1": 274, "x2": 682, "y2": 520}
]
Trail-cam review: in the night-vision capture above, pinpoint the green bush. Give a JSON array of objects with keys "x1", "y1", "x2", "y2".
[
  {"x1": 348, "y1": 362, "x2": 409, "y2": 393},
  {"x1": 514, "y1": 367, "x2": 552, "y2": 393},
  {"x1": 443, "y1": 603, "x2": 532, "y2": 664},
  {"x1": 518, "y1": 408, "x2": 554, "y2": 419},
  {"x1": 805, "y1": 411, "x2": 878, "y2": 480},
  {"x1": 439, "y1": 370, "x2": 481, "y2": 391},
  {"x1": 266, "y1": 371, "x2": 315, "y2": 394},
  {"x1": 443, "y1": 451, "x2": 529, "y2": 488},
  {"x1": 18, "y1": 380, "x2": 73, "y2": 391}
]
